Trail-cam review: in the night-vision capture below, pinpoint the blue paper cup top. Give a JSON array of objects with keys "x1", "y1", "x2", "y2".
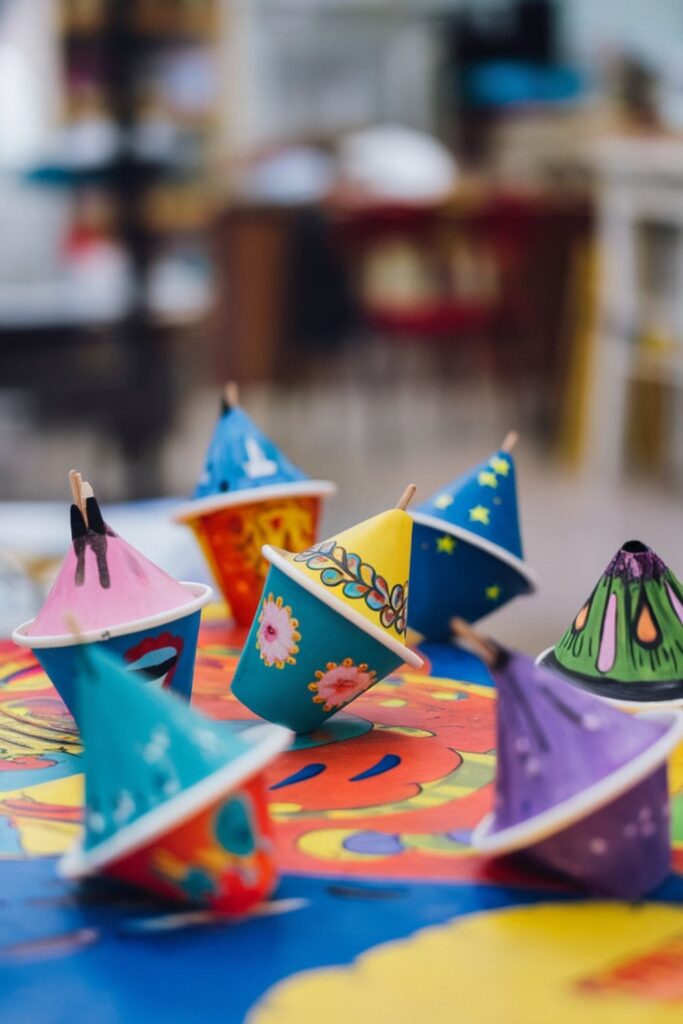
[{"x1": 408, "y1": 521, "x2": 534, "y2": 640}]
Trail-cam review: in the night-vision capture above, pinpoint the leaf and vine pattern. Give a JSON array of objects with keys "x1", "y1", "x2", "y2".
[{"x1": 293, "y1": 540, "x2": 408, "y2": 636}]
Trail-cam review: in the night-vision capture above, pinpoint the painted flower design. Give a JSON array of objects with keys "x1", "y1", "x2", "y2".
[
  {"x1": 256, "y1": 594, "x2": 301, "y2": 668},
  {"x1": 308, "y1": 658, "x2": 377, "y2": 712}
]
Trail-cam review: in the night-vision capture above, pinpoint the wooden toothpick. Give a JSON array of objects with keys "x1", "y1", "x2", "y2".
[
  {"x1": 64, "y1": 611, "x2": 85, "y2": 643},
  {"x1": 395, "y1": 483, "x2": 417, "y2": 511},
  {"x1": 224, "y1": 381, "x2": 240, "y2": 408},
  {"x1": 450, "y1": 617, "x2": 498, "y2": 667},
  {"x1": 501, "y1": 430, "x2": 519, "y2": 453},
  {"x1": 68, "y1": 469, "x2": 82, "y2": 510},
  {"x1": 79, "y1": 480, "x2": 94, "y2": 528},
  {"x1": 68, "y1": 469, "x2": 88, "y2": 525}
]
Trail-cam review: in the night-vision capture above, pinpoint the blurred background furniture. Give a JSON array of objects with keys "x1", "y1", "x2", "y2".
[{"x1": 590, "y1": 137, "x2": 683, "y2": 487}]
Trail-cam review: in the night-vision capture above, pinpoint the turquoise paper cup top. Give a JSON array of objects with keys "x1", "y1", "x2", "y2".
[
  {"x1": 12, "y1": 581, "x2": 212, "y2": 724},
  {"x1": 231, "y1": 549, "x2": 422, "y2": 734}
]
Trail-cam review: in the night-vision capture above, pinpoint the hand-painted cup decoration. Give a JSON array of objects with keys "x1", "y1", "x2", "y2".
[
  {"x1": 408, "y1": 443, "x2": 538, "y2": 641},
  {"x1": 471, "y1": 648, "x2": 683, "y2": 899},
  {"x1": 538, "y1": 540, "x2": 683, "y2": 709},
  {"x1": 59, "y1": 643, "x2": 291, "y2": 915},
  {"x1": 174, "y1": 388, "x2": 335, "y2": 627},
  {"x1": 232, "y1": 507, "x2": 424, "y2": 734},
  {"x1": 13, "y1": 491, "x2": 211, "y2": 719}
]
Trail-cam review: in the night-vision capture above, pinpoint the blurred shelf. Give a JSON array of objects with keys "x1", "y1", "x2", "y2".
[
  {"x1": 252, "y1": 0, "x2": 450, "y2": 17},
  {"x1": 58, "y1": 0, "x2": 107, "y2": 35},
  {"x1": 129, "y1": 2, "x2": 219, "y2": 40},
  {"x1": 601, "y1": 336, "x2": 683, "y2": 386}
]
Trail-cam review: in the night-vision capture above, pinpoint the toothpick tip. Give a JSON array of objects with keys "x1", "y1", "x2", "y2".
[
  {"x1": 68, "y1": 470, "x2": 84, "y2": 511},
  {"x1": 449, "y1": 617, "x2": 498, "y2": 667},
  {"x1": 396, "y1": 483, "x2": 417, "y2": 511},
  {"x1": 64, "y1": 611, "x2": 85, "y2": 643},
  {"x1": 501, "y1": 430, "x2": 519, "y2": 453},
  {"x1": 223, "y1": 381, "x2": 240, "y2": 408}
]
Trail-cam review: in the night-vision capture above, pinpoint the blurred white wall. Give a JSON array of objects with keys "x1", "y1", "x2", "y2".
[
  {"x1": 0, "y1": 0, "x2": 62, "y2": 169},
  {"x1": 559, "y1": 0, "x2": 683, "y2": 72}
]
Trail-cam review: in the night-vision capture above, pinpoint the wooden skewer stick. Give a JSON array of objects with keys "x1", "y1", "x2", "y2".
[
  {"x1": 224, "y1": 381, "x2": 240, "y2": 408},
  {"x1": 68, "y1": 469, "x2": 82, "y2": 510},
  {"x1": 68, "y1": 470, "x2": 87, "y2": 524},
  {"x1": 64, "y1": 611, "x2": 84, "y2": 643},
  {"x1": 80, "y1": 480, "x2": 93, "y2": 526},
  {"x1": 501, "y1": 430, "x2": 519, "y2": 453},
  {"x1": 396, "y1": 483, "x2": 417, "y2": 511},
  {"x1": 80, "y1": 480, "x2": 94, "y2": 527},
  {"x1": 450, "y1": 617, "x2": 498, "y2": 667}
]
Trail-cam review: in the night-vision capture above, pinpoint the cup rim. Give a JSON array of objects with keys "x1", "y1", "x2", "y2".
[
  {"x1": 410, "y1": 510, "x2": 539, "y2": 592},
  {"x1": 12, "y1": 581, "x2": 213, "y2": 649},
  {"x1": 536, "y1": 646, "x2": 683, "y2": 709},
  {"x1": 173, "y1": 480, "x2": 337, "y2": 523},
  {"x1": 58, "y1": 722, "x2": 292, "y2": 879},
  {"x1": 262, "y1": 544, "x2": 424, "y2": 669},
  {"x1": 471, "y1": 708, "x2": 683, "y2": 856}
]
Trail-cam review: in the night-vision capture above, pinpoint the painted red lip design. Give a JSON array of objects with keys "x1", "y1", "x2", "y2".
[{"x1": 124, "y1": 632, "x2": 184, "y2": 690}]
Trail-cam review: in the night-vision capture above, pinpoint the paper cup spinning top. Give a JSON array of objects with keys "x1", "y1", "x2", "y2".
[
  {"x1": 174, "y1": 383, "x2": 336, "y2": 627},
  {"x1": 539, "y1": 540, "x2": 683, "y2": 708},
  {"x1": 232, "y1": 485, "x2": 424, "y2": 734},
  {"x1": 12, "y1": 472, "x2": 212, "y2": 718},
  {"x1": 408, "y1": 433, "x2": 538, "y2": 641},
  {"x1": 454, "y1": 621, "x2": 683, "y2": 899},
  {"x1": 59, "y1": 641, "x2": 291, "y2": 915}
]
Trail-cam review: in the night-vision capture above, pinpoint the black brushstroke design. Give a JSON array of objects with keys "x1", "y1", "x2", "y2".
[
  {"x1": 540, "y1": 649, "x2": 683, "y2": 702},
  {"x1": 70, "y1": 505, "x2": 87, "y2": 540},
  {"x1": 539, "y1": 685, "x2": 590, "y2": 727},
  {"x1": 86, "y1": 496, "x2": 106, "y2": 534},
  {"x1": 72, "y1": 499, "x2": 114, "y2": 590}
]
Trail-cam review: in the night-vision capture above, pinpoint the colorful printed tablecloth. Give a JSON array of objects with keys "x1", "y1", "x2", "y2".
[{"x1": 1, "y1": 620, "x2": 683, "y2": 1023}]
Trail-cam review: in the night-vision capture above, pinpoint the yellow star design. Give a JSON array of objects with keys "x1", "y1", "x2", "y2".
[
  {"x1": 436, "y1": 534, "x2": 457, "y2": 554},
  {"x1": 469, "y1": 505, "x2": 490, "y2": 526},
  {"x1": 486, "y1": 584, "x2": 502, "y2": 600},
  {"x1": 434, "y1": 494, "x2": 454, "y2": 510},
  {"x1": 489, "y1": 456, "x2": 510, "y2": 476},
  {"x1": 478, "y1": 470, "x2": 498, "y2": 489}
]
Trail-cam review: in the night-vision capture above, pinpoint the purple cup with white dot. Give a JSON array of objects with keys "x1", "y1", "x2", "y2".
[{"x1": 524, "y1": 763, "x2": 671, "y2": 899}]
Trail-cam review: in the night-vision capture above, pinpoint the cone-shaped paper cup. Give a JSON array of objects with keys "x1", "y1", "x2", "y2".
[
  {"x1": 409, "y1": 447, "x2": 538, "y2": 640},
  {"x1": 471, "y1": 649, "x2": 683, "y2": 898},
  {"x1": 539, "y1": 540, "x2": 683, "y2": 708},
  {"x1": 183, "y1": 493, "x2": 325, "y2": 627},
  {"x1": 12, "y1": 492, "x2": 211, "y2": 719},
  {"x1": 59, "y1": 644, "x2": 291, "y2": 915},
  {"x1": 174, "y1": 395, "x2": 335, "y2": 624},
  {"x1": 522, "y1": 762, "x2": 671, "y2": 899},
  {"x1": 232, "y1": 508, "x2": 423, "y2": 733},
  {"x1": 14, "y1": 580, "x2": 210, "y2": 719}
]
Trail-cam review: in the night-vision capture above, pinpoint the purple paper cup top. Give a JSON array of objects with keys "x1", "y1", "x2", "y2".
[{"x1": 472, "y1": 709, "x2": 683, "y2": 857}]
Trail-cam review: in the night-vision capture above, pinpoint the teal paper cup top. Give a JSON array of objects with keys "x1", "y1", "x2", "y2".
[{"x1": 232, "y1": 545, "x2": 423, "y2": 734}]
